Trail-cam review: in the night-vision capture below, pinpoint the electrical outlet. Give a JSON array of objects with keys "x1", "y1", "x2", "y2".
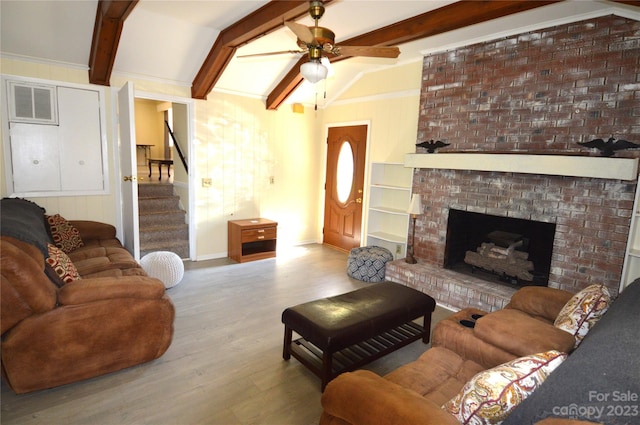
[
  {"x1": 396, "y1": 244, "x2": 402, "y2": 255},
  {"x1": 269, "y1": 176, "x2": 275, "y2": 184},
  {"x1": 202, "y1": 177, "x2": 212, "y2": 188}
]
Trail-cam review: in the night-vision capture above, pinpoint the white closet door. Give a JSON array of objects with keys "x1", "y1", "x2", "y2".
[
  {"x1": 57, "y1": 87, "x2": 104, "y2": 191},
  {"x1": 9, "y1": 122, "x2": 61, "y2": 192}
]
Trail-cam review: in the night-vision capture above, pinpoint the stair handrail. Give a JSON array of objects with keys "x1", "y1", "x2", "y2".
[{"x1": 165, "y1": 120, "x2": 188, "y2": 174}]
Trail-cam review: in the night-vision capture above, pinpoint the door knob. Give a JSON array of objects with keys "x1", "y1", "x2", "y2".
[{"x1": 123, "y1": 176, "x2": 137, "y2": 182}]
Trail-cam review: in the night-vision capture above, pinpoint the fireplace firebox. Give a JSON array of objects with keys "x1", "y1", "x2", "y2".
[{"x1": 444, "y1": 209, "x2": 556, "y2": 287}]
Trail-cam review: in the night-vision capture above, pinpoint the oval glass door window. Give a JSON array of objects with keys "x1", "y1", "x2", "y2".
[{"x1": 336, "y1": 141, "x2": 354, "y2": 203}]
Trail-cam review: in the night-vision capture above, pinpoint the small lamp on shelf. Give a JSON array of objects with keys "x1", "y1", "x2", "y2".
[{"x1": 405, "y1": 194, "x2": 422, "y2": 264}]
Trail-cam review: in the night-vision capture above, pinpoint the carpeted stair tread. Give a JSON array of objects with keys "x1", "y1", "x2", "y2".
[
  {"x1": 139, "y1": 209, "x2": 185, "y2": 215},
  {"x1": 138, "y1": 196, "x2": 181, "y2": 213},
  {"x1": 137, "y1": 183, "x2": 175, "y2": 197},
  {"x1": 141, "y1": 239, "x2": 189, "y2": 249},
  {"x1": 138, "y1": 195, "x2": 179, "y2": 198},
  {"x1": 137, "y1": 183, "x2": 189, "y2": 259},
  {"x1": 139, "y1": 224, "x2": 188, "y2": 243},
  {"x1": 140, "y1": 240, "x2": 189, "y2": 259},
  {"x1": 139, "y1": 210, "x2": 186, "y2": 226},
  {"x1": 139, "y1": 223, "x2": 188, "y2": 231}
]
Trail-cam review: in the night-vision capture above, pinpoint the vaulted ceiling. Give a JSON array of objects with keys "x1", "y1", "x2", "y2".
[{"x1": 1, "y1": 1, "x2": 639, "y2": 110}]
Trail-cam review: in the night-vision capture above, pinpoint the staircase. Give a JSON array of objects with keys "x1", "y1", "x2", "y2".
[{"x1": 138, "y1": 183, "x2": 189, "y2": 259}]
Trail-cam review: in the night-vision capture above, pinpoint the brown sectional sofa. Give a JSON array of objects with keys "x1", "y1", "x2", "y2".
[
  {"x1": 431, "y1": 286, "x2": 576, "y2": 369},
  {"x1": 320, "y1": 280, "x2": 639, "y2": 425},
  {"x1": 1, "y1": 198, "x2": 175, "y2": 393}
]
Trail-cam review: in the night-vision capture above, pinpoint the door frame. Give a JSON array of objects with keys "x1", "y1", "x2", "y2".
[
  {"x1": 112, "y1": 87, "x2": 196, "y2": 261},
  {"x1": 116, "y1": 82, "x2": 140, "y2": 259},
  {"x1": 320, "y1": 120, "x2": 372, "y2": 247}
]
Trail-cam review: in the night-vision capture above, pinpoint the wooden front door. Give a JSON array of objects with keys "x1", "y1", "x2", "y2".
[{"x1": 323, "y1": 125, "x2": 367, "y2": 251}]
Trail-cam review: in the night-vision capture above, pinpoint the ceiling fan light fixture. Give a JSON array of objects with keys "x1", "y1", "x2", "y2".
[{"x1": 300, "y1": 60, "x2": 328, "y2": 84}]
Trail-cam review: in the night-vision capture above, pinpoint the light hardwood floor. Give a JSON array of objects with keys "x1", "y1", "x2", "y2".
[{"x1": 1, "y1": 244, "x2": 453, "y2": 425}]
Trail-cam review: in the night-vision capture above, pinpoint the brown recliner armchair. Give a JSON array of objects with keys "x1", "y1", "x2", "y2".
[
  {"x1": 320, "y1": 285, "x2": 587, "y2": 425},
  {"x1": 431, "y1": 286, "x2": 577, "y2": 369},
  {"x1": 1, "y1": 236, "x2": 175, "y2": 394}
]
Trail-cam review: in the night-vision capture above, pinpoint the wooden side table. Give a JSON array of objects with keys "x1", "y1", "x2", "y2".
[
  {"x1": 228, "y1": 218, "x2": 277, "y2": 263},
  {"x1": 148, "y1": 159, "x2": 173, "y2": 180}
]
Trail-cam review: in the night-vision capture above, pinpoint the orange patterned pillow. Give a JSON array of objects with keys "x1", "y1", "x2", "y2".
[
  {"x1": 47, "y1": 214, "x2": 84, "y2": 253},
  {"x1": 554, "y1": 284, "x2": 611, "y2": 348},
  {"x1": 46, "y1": 243, "x2": 81, "y2": 286},
  {"x1": 443, "y1": 350, "x2": 567, "y2": 425}
]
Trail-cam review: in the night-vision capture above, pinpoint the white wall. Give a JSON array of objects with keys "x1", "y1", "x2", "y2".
[
  {"x1": 1, "y1": 58, "x2": 326, "y2": 260},
  {"x1": 191, "y1": 92, "x2": 323, "y2": 259},
  {"x1": 0, "y1": 58, "x2": 423, "y2": 260},
  {"x1": 134, "y1": 98, "x2": 165, "y2": 161},
  {"x1": 323, "y1": 61, "x2": 423, "y2": 164}
]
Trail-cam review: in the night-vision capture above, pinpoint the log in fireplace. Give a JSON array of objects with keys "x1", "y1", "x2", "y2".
[{"x1": 444, "y1": 209, "x2": 556, "y2": 287}]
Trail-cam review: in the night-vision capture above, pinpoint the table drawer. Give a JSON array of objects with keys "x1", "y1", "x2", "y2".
[{"x1": 241, "y1": 227, "x2": 276, "y2": 242}]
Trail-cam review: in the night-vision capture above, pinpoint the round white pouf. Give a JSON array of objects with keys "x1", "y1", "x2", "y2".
[{"x1": 140, "y1": 251, "x2": 184, "y2": 289}]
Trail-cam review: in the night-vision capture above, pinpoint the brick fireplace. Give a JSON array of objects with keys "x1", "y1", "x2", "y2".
[
  {"x1": 444, "y1": 208, "x2": 557, "y2": 286},
  {"x1": 386, "y1": 14, "x2": 640, "y2": 311}
]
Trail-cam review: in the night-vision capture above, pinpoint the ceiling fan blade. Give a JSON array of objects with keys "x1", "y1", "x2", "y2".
[
  {"x1": 237, "y1": 50, "x2": 305, "y2": 59},
  {"x1": 285, "y1": 21, "x2": 317, "y2": 45},
  {"x1": 331, "y1": 45, "x2": 400, "y2": 58}
]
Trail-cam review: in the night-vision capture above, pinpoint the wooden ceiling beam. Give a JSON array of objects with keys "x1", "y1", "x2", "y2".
[
  {"x1": 88, "y1": 0, "x2": 138, "y2": 86},
  {"x1": 191, "y1": 0, "x2": 335, "y2": 100},
  {"x1": 611, "y1": 1, "x2": 640, "y2": 6},
  {"x1": 336, "y1": 0, "x2": 561, "y2": 48},
  {"x1": 266, "y1": 0, "x2": 560, "y2": 110},
  {"x1": 265, "y1": 57, "x2": 308, "y2": 110}
]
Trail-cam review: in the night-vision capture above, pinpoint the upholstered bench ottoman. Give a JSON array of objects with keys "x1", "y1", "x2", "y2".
[
  {"x1": 347, "y1": 246, "x2": 393, "y2": 282},
  {"x1": 282, "y1": 282, "x2": 436, "y2": 390}
]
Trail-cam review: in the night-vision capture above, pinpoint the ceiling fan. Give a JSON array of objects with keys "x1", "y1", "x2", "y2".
[{"x1": 238, "y1": 0, "x2": 400, "y2": 83}]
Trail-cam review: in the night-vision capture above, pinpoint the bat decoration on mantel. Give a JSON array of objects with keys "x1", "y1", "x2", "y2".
[
  {"x1": 416, "y1": 140, "x2": 450, "y2": 153},
  {"x1": 577, "y1": 137, "x2": 639, "y2": 157}
]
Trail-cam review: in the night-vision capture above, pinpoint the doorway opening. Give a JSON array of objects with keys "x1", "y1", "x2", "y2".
[
  {"x1": 117, "y1": 82, "x2": 193, "y2": 261},
  {"x1": 134, "y1": 98, "x2": 190, "y2": 259}
]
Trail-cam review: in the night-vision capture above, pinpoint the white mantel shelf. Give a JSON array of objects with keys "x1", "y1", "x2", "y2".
[{"x1": 404, "y1": 153, "x2": 639, "y2": 181}]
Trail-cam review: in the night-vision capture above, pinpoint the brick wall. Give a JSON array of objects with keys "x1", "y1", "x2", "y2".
[
  {"x1": 413, "y1": 170, "x2": 634, "y2": 294},
  {"x1": 417, "y1": 15, "x2": 640, "y2": 151},
  {"x1": 408, "y1": 15, "x2": 640, "y2": 297}
]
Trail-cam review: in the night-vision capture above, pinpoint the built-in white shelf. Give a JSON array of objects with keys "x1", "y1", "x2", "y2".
[
  {"x1": 628, "y1": 248, "x2": 640, "y2": 258},
  {"x1": 405, "y1": 153, "x2": 639, "y2": 181},
  {"x1": 622, "y1": 177, "x2": 640, "y2": 292},
  {"x1": 368, "y1": 231, "x2": 407, "y2": 244},
  {"x1": 366, "y1": 162, "x2": 413, "y2": 260},
  {"x1": 371, "y1": 183, "x2": 411, "y2": 191},
  {"x1": 369, "y1": 206, "x2": 408, "y2": 215}
]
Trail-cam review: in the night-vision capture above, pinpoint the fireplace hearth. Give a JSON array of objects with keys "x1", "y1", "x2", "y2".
[{"x1": 444, "y1": 209, "x2": 556, "y2": 288}]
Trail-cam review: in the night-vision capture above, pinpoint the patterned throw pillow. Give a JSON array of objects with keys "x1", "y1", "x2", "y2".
[
  {"x1": 44, "y1": 262, "x2": 67, "y2": 288},
  {"x1": 47, "y1": 214, "x2": 84, "y2": 253},
  {"x1": 553, "y1": 284, "x2": 611, "y2": 348},
  {"x1": 46, "y1": 243, "x2": 81, "y2": 286},
  {"x1": 443, "y1": 350, "x2": 567, "y2": 425}
]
